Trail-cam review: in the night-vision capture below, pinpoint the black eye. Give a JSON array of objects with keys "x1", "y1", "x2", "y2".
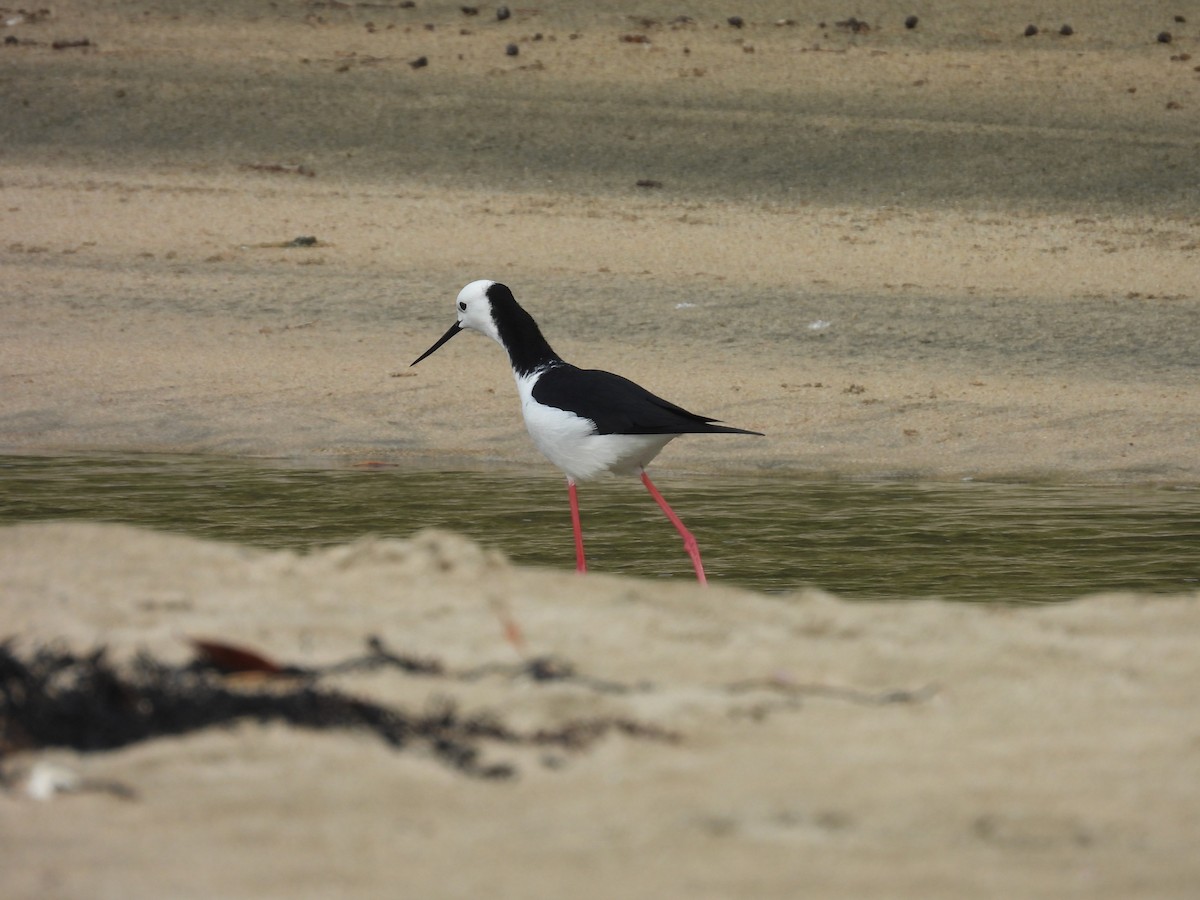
[{"x1": 458, "y1": 301, "x2": 467, "y2": 311}]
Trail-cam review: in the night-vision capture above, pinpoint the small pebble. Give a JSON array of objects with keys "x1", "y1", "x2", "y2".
[
  {"x1": 1157, "y1": 31, "x2": 1173, "y2": 44},
  {"x1": 496, "y1": 6, "x2": 510, "y2": 21},
  {"x1": 409, "y1": 55, "x2": 428, "y2": 69},
  {"x1": 1059, "y1": 24, "x2": 1073, "y2": 36},
  {"x1": 1023, "y1": 24, "x2": 1038, "y2": 37},
  {"x1": 505, "y1": 42, "x2": 519, "y2": 56},
  {"x1": 904, "y1": 15, "x2": 918, "y2": 30},
  {"x1": 727, "y1": 16, "x2": 744, "y2": 29}
]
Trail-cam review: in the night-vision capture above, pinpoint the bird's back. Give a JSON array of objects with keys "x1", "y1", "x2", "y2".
[{"x1": 531, "y1": 364, "x2": 760, "y2": 437}]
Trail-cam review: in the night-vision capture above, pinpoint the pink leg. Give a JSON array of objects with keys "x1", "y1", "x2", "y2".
[
  {"x1": 640, "y1": 470, "x2": 708, "y2": 586},
  {"x1": 567, "y1": 478, "x2": 587, "y2": 573}
]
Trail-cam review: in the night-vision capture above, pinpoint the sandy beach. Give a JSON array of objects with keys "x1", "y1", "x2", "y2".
[{"x1": 2, "y1": 2, "x2": 1199, "y2": 896}]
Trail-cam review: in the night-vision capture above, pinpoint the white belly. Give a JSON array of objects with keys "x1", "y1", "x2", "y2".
[{"x1": 516, "y1": 372, "x2": 678, "y2": 480}]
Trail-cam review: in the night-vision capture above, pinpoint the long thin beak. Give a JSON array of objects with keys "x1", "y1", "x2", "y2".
[{"x1": 411, "y1": 321, "x2": 463, "y2": 366}]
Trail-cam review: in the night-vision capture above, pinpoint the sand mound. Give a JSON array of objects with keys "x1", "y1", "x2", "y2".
[{"x1": 3, "y1": 523, "x2": 1198, "y2": 898}]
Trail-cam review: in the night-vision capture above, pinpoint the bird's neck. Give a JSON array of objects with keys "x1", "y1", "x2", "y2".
[{"x1": 495, "y1": 302, "x2": 562, "y2": 376}]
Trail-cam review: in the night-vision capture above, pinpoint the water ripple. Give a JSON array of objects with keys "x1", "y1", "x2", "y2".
[{"x1": 1, "y1": 455, "x2": 1197, "y2": 602}]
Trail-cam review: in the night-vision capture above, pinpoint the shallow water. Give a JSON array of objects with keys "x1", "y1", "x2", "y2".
[{"x1": 2, "y1": 454, "x2": 1198, "y2": 602}]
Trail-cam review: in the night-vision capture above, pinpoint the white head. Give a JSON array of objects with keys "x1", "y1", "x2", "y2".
[
  {"x1": 454, "y1": 279, "x2": 503, "y2": 344},
  {"x1": 411, "y1": 280, "x2": 555, "y2": 374},
  {"x1": 410, "y1": 279, "x2": 502, "y2": 366}
]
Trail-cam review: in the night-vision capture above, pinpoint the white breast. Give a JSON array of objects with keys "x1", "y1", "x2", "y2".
[{"x1": 514, "y1": 370, "x2": 678, "y2": 481}]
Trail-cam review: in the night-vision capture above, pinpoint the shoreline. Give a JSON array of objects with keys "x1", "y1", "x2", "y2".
[{"x1": 6, "y1": 445, "x2": 1200, "y2": 489}]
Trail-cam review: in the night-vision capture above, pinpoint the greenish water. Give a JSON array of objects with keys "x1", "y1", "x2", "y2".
[{"x1": 1, "y1": 454, "x2": 1197, "y2": 602}]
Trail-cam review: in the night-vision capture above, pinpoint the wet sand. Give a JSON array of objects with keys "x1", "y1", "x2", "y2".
[{"x1": 2, "y1": 2, "x2": 1199, "y2": 897}]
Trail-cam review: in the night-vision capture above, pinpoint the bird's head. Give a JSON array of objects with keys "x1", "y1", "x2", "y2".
[{"x1": 411, "y1": 279, "x2": 502, "y2": 366}]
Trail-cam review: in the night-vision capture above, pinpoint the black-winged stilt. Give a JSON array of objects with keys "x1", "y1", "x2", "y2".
[{"x1": 411, "y1": 280, "x2": 763, "y2": 584}]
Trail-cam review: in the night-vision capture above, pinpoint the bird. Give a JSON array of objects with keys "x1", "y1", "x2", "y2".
[{"x1": 411, "y1": 280, "x2": 763, "y2": 584}]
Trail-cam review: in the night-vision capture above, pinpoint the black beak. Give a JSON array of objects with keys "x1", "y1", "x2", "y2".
[{"x1": 411, "y1": 321, "x2": 463, "y2": 366}]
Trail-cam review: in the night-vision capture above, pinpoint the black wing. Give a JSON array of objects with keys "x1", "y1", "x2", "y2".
[{"x1": 532, "y1": 365, "x2": 762, "y2": 436}]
